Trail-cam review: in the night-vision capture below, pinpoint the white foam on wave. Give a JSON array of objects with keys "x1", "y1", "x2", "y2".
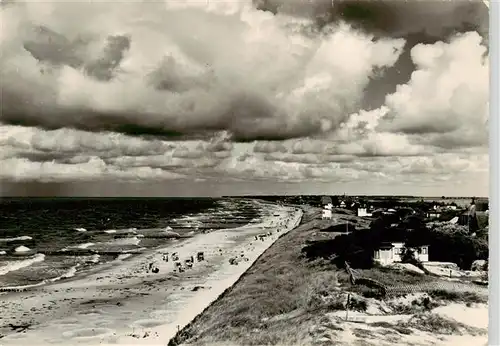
[
  {"x1": 74, "y1": 228, "x2": 87, "y2": 232},
  {"x1": 52, "y1": 265, "x2": 78, "y2": 280},
  {"x1": 0, "y1": 264, "x2": 80, "y2": 291},
  {"x1": 0, "y1": 251, "x2": 6, "y2": 255},
  {"x1": 76, "y1": 243, "x2": 95, "y2": 249},
  {"x1": 86, "y1": 254, "x2": 101, "y2": 264},
  {"x1": 0, "y1": 236, "x2": 33, "y2": 243},
  {"x1": 110, "y1": 236, "x2": 141, "y2": 246},
  {"x1": 104, "y1": 230, "x2": 117, "y2": 234},
  {"x1": 14, "y1": 245, "x2": 32, "y2": 253},
  {"x1": 0, "y1": 253, "x2": 45, "y2": 276},
  {"x1": 116, "y1": 254, "x2": 132, "y2": 261}
]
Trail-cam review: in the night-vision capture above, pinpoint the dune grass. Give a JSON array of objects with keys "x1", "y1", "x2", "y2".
[{"x1": 400, "y1": 313, "x2": 485, "y2": 336}]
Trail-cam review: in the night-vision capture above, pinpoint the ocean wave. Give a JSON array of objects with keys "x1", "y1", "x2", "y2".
[
  {"x1": 108, "y1": 236, "x2": 141, "y2": 246},
  {"x1": 53, "y1": 265, "x2": 79, "y2": 280},
  {"x1": 76, "y1": 243, "x2": 95, "y2": 249},
  {"x1": 116, "y1": 254, "x2": 132, "y2": 261},
  {"x1": 0, "y1": 251, "x2": 6, "y2": 255},
  {"x1": 14, "y1": 245, "x2": 33, "y2": 253},
  {"x1": 0, "y1": 236, "x2": 33, "y2": 243},
  {"x1": 61, "y1": 242, "x2": 96, "y2": 252},
  {"x1": 0, "y1": 253, "x2": 45, "y2": 276},
  {"x1": 0, "y1": 264, "x2": 79, "y2": 292},
  {"x1": 74, "y1": 228, "x2": 87, "y2": 232}
]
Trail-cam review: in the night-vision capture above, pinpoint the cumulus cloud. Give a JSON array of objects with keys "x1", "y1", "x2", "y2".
[
  {"x1": 0, "y1": 0, "x2": 406, "y2": 141},
  {"x1": 378, "y1": 31, "x2": 489, "y2": 148}
]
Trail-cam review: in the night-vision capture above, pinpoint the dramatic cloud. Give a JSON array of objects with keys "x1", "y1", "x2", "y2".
[
  {"x1": 0, "y1": 0, "x2": 406, "y2": 141},
  {"x1": 255, "y1": 0, "x2": 489, "y2": 39},
  {"x1": 379, "y1": 32, "x2": 488, "y2": 147},
  {"x1": 0, "y1": 0, "x2": 490, "y2": 196}
]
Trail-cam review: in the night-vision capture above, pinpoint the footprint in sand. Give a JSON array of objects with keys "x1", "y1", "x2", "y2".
[{"x1": 62, "y1": 327, "x2": 114, "y2": 339}]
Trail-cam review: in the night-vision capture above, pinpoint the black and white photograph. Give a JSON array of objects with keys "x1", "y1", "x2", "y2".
[{"x1": 0, "y1": 0, "x2": 491, "y2": 345}]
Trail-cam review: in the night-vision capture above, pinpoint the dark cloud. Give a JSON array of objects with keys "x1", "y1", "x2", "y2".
[{"x1": 255, "y1": 0, "x2": 488, "y2": 39}]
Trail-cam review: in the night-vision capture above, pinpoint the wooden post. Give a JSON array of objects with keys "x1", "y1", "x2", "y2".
[{"x1": 345, "y1": 293, "x2": 351, "y2": 321}]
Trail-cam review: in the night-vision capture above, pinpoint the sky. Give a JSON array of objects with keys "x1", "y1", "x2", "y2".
[{"x1": 0, "y1": 0, "x2": 490, "y2": 197}]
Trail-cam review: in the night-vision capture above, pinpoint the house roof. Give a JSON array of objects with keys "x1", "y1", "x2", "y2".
[
  {"x1": 376, "y1": 242, "x2": 429, "y2": 250},
  {"x1": 378, "y1": 242, "x2": 394, "y2": 249}
]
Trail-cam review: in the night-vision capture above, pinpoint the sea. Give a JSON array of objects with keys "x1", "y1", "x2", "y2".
[{"x1": 0, "y1": 197, "x2": 265, "y2": 289}]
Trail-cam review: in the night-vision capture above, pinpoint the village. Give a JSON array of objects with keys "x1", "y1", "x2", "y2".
[{"x1": 313, "y1": 195, "x2": 489, "y2": 284}]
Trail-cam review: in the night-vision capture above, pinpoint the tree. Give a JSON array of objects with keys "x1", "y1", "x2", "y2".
[
  {"x1": 321, "y1": 196, "x2": 332, "y2": 206},
  {"x1": 401, "y1": 247, "x2": 416, "y2": 263}
]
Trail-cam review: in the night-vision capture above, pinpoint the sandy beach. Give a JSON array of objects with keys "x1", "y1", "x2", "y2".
[{"x1": 0, "y1": 204, "x2": 303, "y2": 345}]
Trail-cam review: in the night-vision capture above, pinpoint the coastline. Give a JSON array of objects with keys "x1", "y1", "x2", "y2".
[{"x1": 0, "y1": 202, "x2": 303, "y2": 345}]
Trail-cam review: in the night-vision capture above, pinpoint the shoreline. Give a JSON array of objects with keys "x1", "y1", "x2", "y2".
[
  {"x1": 0, "y1": 203, "x2": 303, "y2": 345},
  {"x1": 0, "y1": 199, "x2": 264, "y2": 293}
]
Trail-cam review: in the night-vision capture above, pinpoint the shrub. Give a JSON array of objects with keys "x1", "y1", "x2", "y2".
[
  {"x1": 348, "y1": 296, "x2": 368, "y2": 312},
  {"x1": 428, "y1": 289, "x2": 486, "y2": 304}
]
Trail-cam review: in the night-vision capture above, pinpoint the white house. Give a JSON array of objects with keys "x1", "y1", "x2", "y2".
[
  {"x1": 373, "y1": 242, "x2": 429, "y2": 266},
  {"x1": 322, "y1": 208, "x2": 332, "y2": 219},
  {"x1": 357, "y1": 207, "x2": 372, "y2": 217},
  {"x1": 427, "y1": 211, "x2": 441, "y2": 218}
]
